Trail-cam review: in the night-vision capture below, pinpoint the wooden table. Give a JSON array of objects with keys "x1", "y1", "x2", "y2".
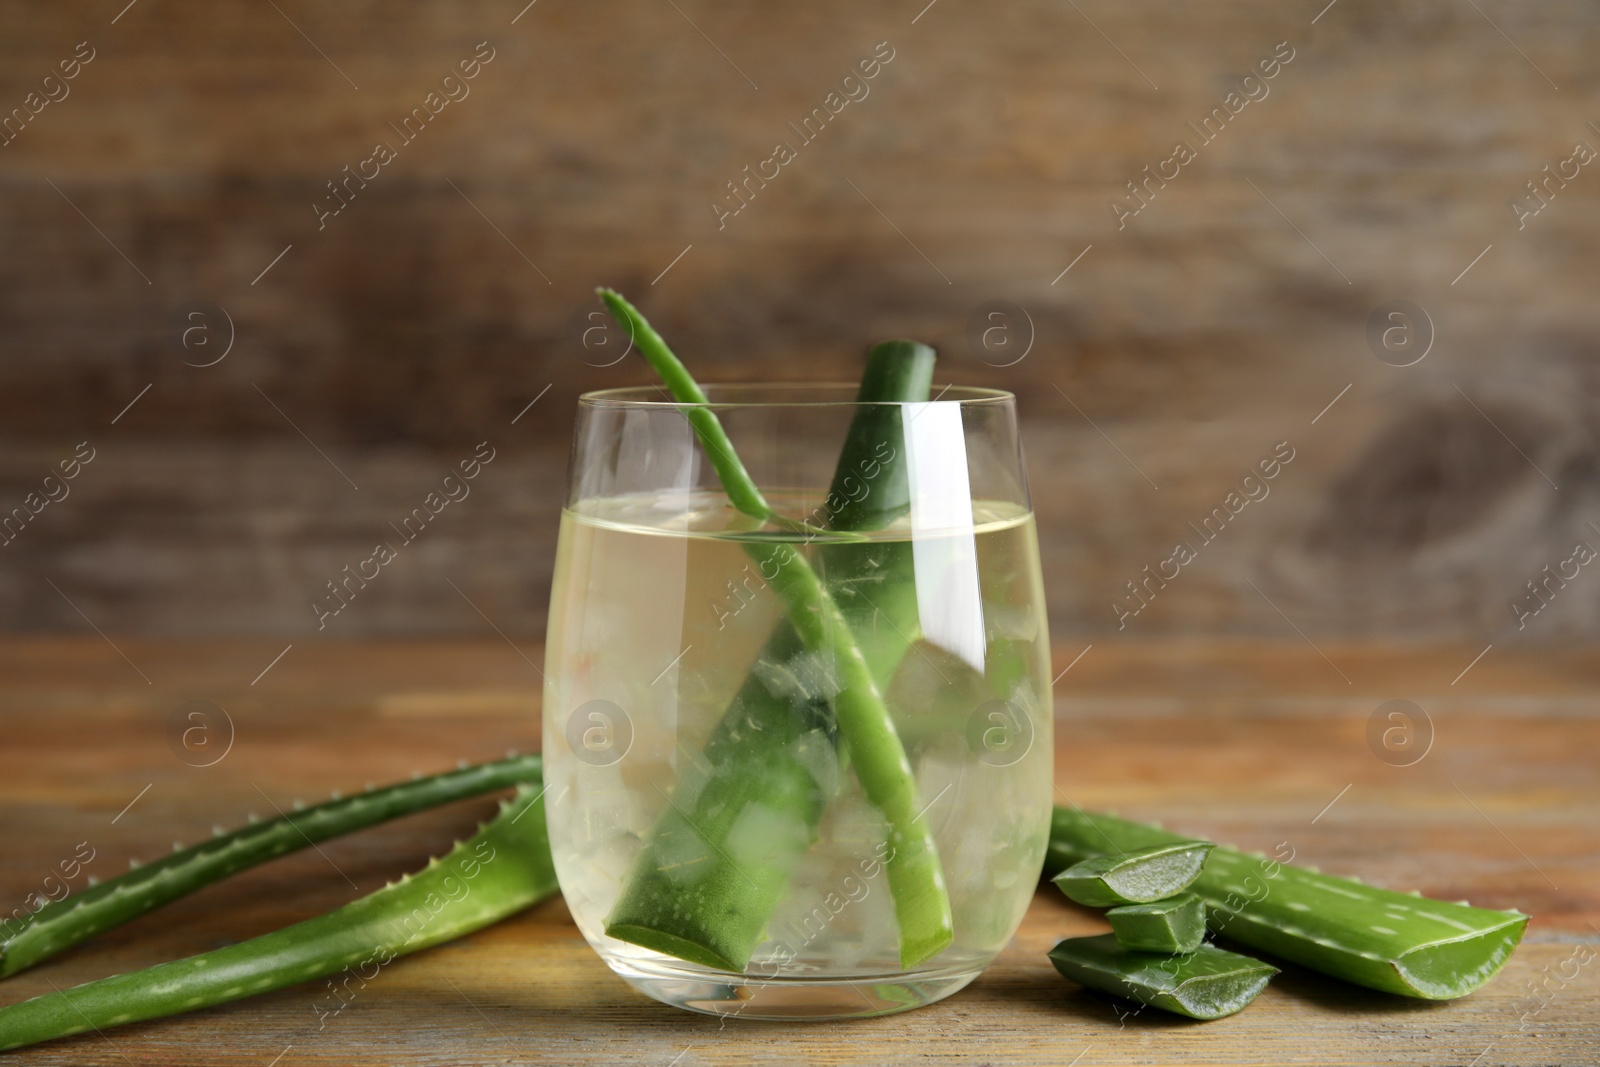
[{"x1": 1, "y1": 638, "x2": 1594, "y2": 1066}]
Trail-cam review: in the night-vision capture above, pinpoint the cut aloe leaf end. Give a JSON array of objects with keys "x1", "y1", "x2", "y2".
[
  {"x1": 1051, "y1": 841, "x2": 1214, "y2": 907},
  {"x1": 1049, "y1": 934, "x2": 1277, "y2": 1020},
  {"x1": 1108, "y1": 892, "x2": 1207, "y2": 954},
  {"x1": 1048, "y1": 807, "x2": 1529, "y2": 1000}
]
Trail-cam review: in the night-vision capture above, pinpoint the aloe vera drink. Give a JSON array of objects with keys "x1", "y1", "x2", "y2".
[{"x1": 543, "y1": 488, "x2": 1052, "y2": 1017}]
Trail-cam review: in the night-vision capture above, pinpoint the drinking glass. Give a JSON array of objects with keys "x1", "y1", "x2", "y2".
[{"x1": 543, "y1": 384, "x2": 1051, "y2": 1019}]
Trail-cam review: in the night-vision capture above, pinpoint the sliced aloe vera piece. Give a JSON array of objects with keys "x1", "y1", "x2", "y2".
[
  {"x1": 1047, "y1": 807, "x2": 1529, "y2": 999},
  {"x1": 1051, "y1": 841, "x2": 1213, "y2": 906},
  {"x1": 1108, "y1": 892, "x2": 1207, "y2": 954},
  {"x1": 1049, "y1": 934, "x2": 1276, "y2": 1020}
]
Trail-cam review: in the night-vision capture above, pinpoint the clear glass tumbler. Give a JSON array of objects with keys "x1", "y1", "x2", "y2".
[{"x1": 543, "y1": 384, "x2": 1052, "y2": 1019}]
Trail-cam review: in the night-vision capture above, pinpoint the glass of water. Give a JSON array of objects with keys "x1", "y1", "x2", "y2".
[{"x1": 543, "y1": 384, "x2": 1051, "y2": 1019}]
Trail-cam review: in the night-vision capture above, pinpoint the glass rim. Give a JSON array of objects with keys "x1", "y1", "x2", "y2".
[{"x1": 577, "y1": 383, "x2": 1015, "y2": 409}]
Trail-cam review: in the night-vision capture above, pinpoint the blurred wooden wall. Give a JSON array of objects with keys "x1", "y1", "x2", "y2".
[{"x1": 2, "y1": 0, "x2": 1597, "y2": 641}]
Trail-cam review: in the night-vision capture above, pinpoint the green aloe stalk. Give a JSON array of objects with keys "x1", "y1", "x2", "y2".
[
  {"x1": 593, "y1": 289, "x2": 777, "y2": 527},
  {"x1": 0, "y1": 754, "x2": 543, "y2": 979},
  {"x1": 745, "y1": 540, "x2": 953, "y2": 967},
  {"x1": 1047, "y1": 807, "x2": 1528, "y2": 999},
  {"x1": 1049, "y1": 934, "x2": 1277, "y2": 1020},
  {"x1": 0, "y1": 782, "x2": 558, "y2": 1052},
  {"x1": 596, "y1": 289, "x2": 953, "y2": 969}
]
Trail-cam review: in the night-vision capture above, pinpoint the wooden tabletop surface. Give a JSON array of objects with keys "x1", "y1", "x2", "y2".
[{"x1": 0, "y1": 637, "x2": 1594, "y2": 1066}]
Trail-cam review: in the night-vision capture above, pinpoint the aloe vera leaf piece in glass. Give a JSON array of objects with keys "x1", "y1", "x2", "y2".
[
  {"x1": 604, "y1": 340, "x2": 936, "y2": 972},
  {"x1": 0, "y1": 754, "x2": 543, "y2": 979},
  {"x1": 752, "y1": 540, "x2": 954, "y2": 968},
  {"x1": 1049, "y1": 933, "x2": 1277, "y2": 1020},
  {"x1": 1108, "y1": 892, "x2": 1207, "y2": 954},
  {"x1": 0, "y1": 783, "x2": 559, "y2": 1052},
  {"x1": 1047, "y1": 806, "x2": 1529, "y2": 1000},
  {"x1": 1051, "y1": 841, "x2": 1214, "y2": 907},
  {"x1": 596, "y1": 288, "x2": 953, "y2": 969}
]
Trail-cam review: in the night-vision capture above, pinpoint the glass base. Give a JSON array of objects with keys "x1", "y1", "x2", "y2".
[{"x1": 607, "y1": 953, "x2": 984, "y2": 1020}]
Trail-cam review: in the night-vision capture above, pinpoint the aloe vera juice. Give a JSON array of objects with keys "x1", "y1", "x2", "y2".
[{"x1": 543, "y1": 489, "x2": 1052, "y2": 993}]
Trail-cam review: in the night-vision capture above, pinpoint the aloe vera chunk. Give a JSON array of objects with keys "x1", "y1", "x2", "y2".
[
  {"x1": 1047, "y1": 807, "x2": 1529, "y2": 999},
  {"x1": 0, "y1": 782, "x2": 558, "y2": 1052},
  {"x1": 1108, "y1": 892, "x2": 1208, "y2": 954},
  {"x1": 0, "y1": 754, "x2": 542, "y2": 979},
  {"x1": 597, "y1": 289, "x2": 952, "y2": 970},
  {"x1": 1049, "y1": 934, "x2": 1277, "y2": 1020},
  {"x1": 1052, "y1": 841, "x2": 1213, "y2": 907}
]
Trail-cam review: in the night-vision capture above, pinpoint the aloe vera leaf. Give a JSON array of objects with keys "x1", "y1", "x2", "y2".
[
  {"x1": 602, "y1": 613, "x2": 832, "y2": 970},
  {"x1": 1049, "y1": 934, "x2": 1277, "y2": 1020},
  {"x1": 594, "y1": 289, "x2": 769, "y2": 521},
  {"x1": 597, "y1": 289, "x2": 953, "y2": 968},
  {"x1": 0, "y1": 754, "x2": 543, "y2": 980},
  {"x1": 1108, "y1": 892, "x2": 1207, "y2": 954},
  {"x1": 606, "y1": 342, "x2": 935, "y2": 972},
  {"x1": 821, "y1": 340, "x2": 931, "y2": 531},
  {"x1": 0, "y1": 782, "x2": 557, "y2": 1052},
  {"x1": 1047, "y1": 807, "x2": 1529, "y2": 999},
  {"x1": 1051, "y1": 841, "x2": 1214, "y2": 907}
]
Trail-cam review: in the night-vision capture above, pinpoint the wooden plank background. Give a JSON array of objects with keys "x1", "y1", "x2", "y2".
[
  {"x1": 3, "y1": 10, "x2": 1596, "y2": 1061},
  {"x1": 0, "y1": 637, "x2": 1593, "y2": 1065},
  {"x1": 1, "y1": 0, "x2": 1597, "y2": 639}
]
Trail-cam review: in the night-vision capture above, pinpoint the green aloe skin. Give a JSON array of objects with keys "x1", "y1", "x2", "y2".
[
  {"x1": 0, "y1": 771, "x2": 1536, "y2": 1048},
  {"x1": 0, "y1": 782, "x2": 558, "y2": 1052},
  {"x1": 1051, "y1": 841, "x2": 1214, "y2": 907},
  {"x1": 1049, "y1": 934, "x2": 1278, "y2": 1021},
  {"x1": 0, "y1": 754, "x2": 543, "y2": 979},
  {"x1": 1047, "y1": 807, "x2": 1529, "y2": 999},
  {"x1": 1107, "y1": 893, "x2": 1208, "y2": 954},
  {"x1": 596, "y1": 289, "x2": 953, "y2": 970}
]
